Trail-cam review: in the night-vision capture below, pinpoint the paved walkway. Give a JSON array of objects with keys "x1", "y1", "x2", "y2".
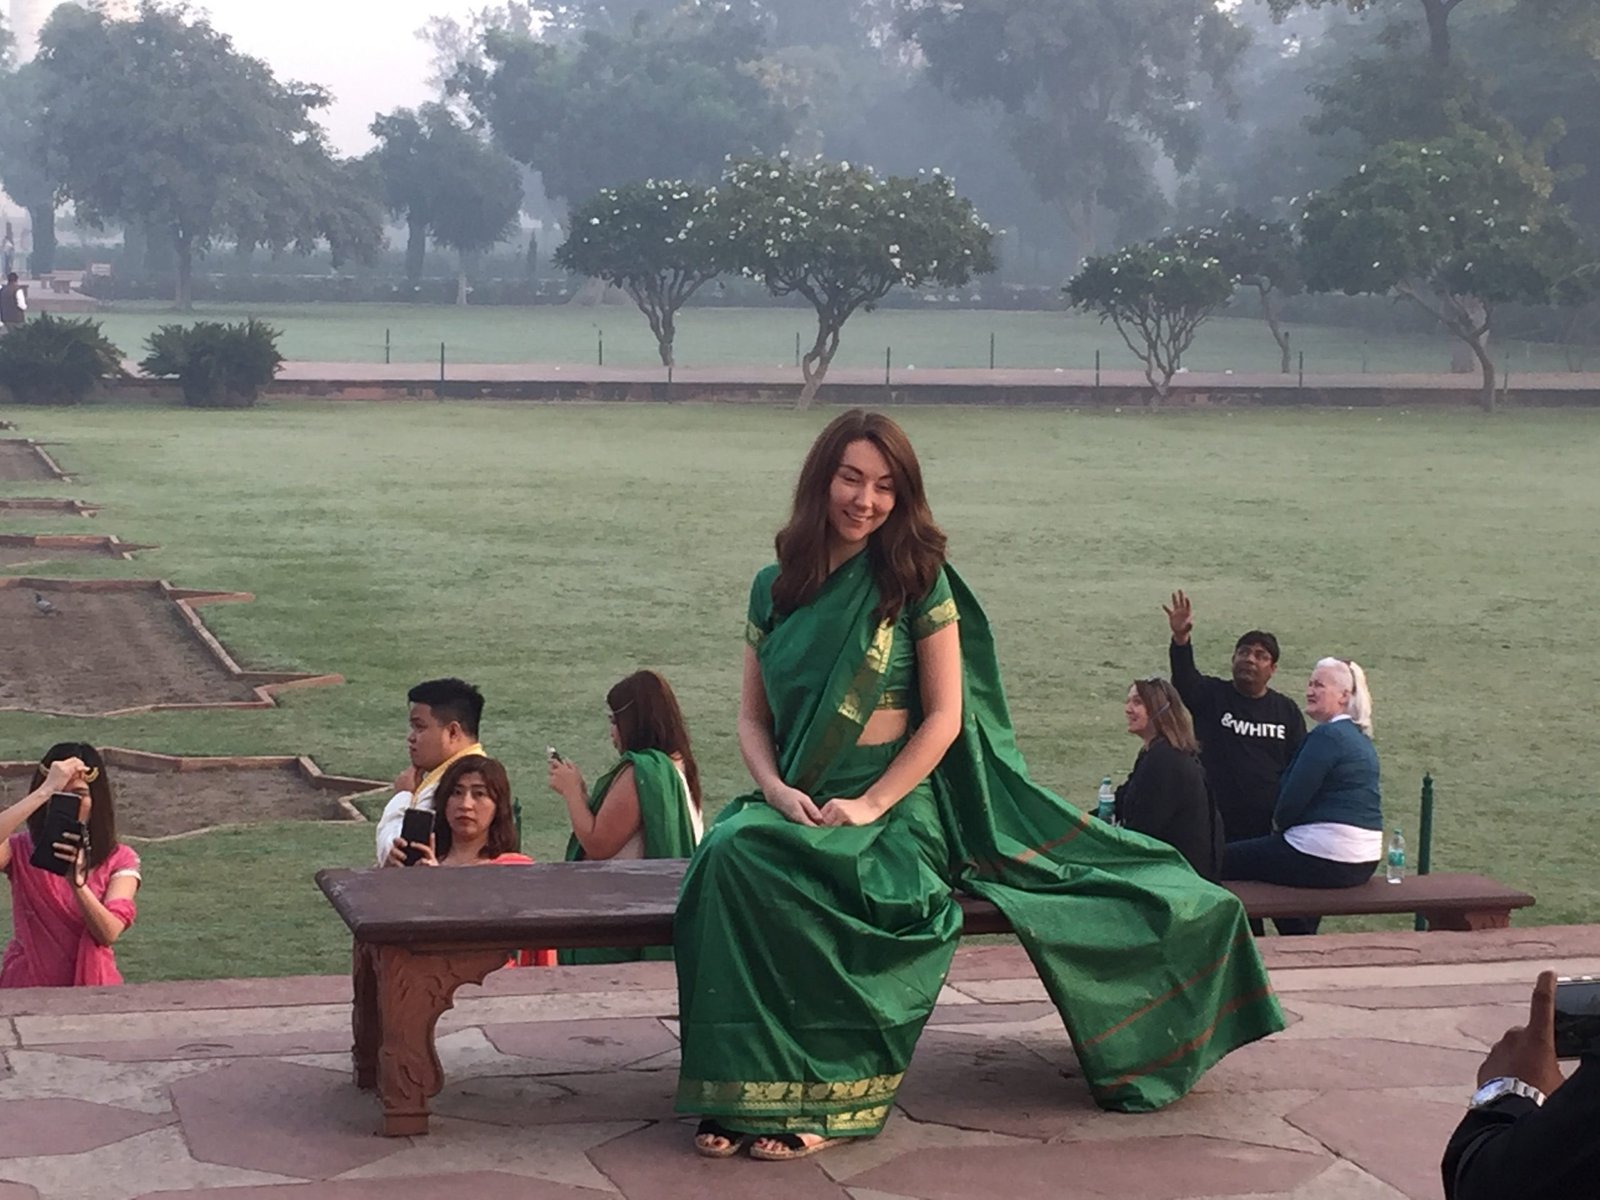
[{"x1": 5, "y1": 926, "x2": 1599, "y2": 1200}]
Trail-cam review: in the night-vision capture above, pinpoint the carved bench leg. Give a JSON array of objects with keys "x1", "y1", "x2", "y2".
[
  {"x1": 373, "y1": 944, "x2": 507, "y2": 1137},
  {"x1": 1420, "y1": 908, "x2": 1512, "y2": 932},
  {"x1": 352, "y1": 941, "x2": 379, "y2": 1090}
]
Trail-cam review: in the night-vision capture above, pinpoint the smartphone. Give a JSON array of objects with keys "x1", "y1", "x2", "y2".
[
  {"x1": 399, "y1": 807, "x2": 434, "y2": 866},
  {"x1": 547, "y1": 746, "x2": 565, "y2": 764},
  {"x1": 29, "y1": 793, "x2": 86, "y2": 876},
  {"x1": 1554, "y1": 976, "x2": 1600, "y2": 1059}
]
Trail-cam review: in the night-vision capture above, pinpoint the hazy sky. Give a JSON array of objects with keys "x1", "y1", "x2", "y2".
[{"x1": 178, "y1": 1, "x2": 490, "y2": 156}]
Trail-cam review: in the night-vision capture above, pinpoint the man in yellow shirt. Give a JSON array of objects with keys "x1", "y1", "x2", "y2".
[{"x1": 375, "y1": 678, "x2": 486, "y2": 866}]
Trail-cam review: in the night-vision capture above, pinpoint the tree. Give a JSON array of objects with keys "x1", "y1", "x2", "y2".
[
  {"x1": 370, "y1": 103, "x2": 521, "y2": 293},
  {"x1": 425, "y1": 124, "x2": 523, "y2": 305},
  {"x1": 1300, "y1": 128, "x2": 1589, "y2": 409},
  {"x1": 897, "y1": 0, "x2": 1245, "y2": 258},
  {"x1": 556, "y1": 181, "x2": 730, "y2": 366},
  {"x1": 1177, "y1": 212, "x2": 1303, "y2": 372},
  {"x1": 33, "y1": 2, "x2": 357, "y2": 308},
  {"x1": 722, "y1": 155, "x2": 996, "y2": 407},
  {"x1": 453, "y1": 4, "x2": 791, "y2": 208},
  {"x1": 1065, "y1": 238, "x2": 1235, "y2": 396},
  {"x1": 1265, "y1": 0, "x2": 1472, "y2": 65}
]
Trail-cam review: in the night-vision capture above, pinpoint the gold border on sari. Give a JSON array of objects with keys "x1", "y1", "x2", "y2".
[
  {"x1": 912, "y1": 597, "x2": 959, "y2": 640},
  {"x1": 745, "y1": 619, "x2": 767, "y2": 648},
  {"x1": 793, "y1": 617, "x2": 896, "y2": 794},
  {"x1": 677, "y1": 1072, "x2": 904, "y2": 1117}
]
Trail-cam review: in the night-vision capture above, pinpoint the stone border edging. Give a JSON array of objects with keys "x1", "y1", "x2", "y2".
[
  {"x1": 0, "y1": 747, "x2": 382, "y2": 843},
  {"x1": 0, "y1": 576, "x2": 344, "y2": 717},
  {"x1": 0, "y1": 496, "x2": 99, "y2": 517},
  {"x1": 0, "y1": 437, "x2": 72, "y2": 481},
  {"x1": 0, "y1": 532, "x2": 152, "y2": 563}
]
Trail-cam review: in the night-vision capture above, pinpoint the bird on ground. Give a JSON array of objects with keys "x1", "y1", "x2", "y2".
[{"x1": 32, "y1": 591, "x2": 59, "y2": 617}]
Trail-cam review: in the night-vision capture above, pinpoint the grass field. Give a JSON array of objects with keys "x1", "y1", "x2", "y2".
[
  {"x1": 81, "y1": 301, "x2": 1586, "y2": 375},
  {"x1": 1, "y1": 400, "x2": 1597, "y2": 981}
]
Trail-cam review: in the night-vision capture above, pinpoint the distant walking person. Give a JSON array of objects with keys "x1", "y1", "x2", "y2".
[
  {"x1": 1164, "y1": 590, "x2": 1305, "y2": 843},
  {"x1": 0, "y1": 272, "x2": 27, "y2": 333}
]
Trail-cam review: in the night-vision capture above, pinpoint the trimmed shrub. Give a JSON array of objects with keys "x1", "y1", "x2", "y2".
[
  {"x1": 140, "y1": 319, "x2": 284, "y2": 408},
  {"x1": 0, "y1": 314, "x2": 126, "y2": 404}
]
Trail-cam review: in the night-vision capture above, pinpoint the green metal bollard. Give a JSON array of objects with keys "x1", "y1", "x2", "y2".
[{"x1": 1413, "y1": 773, "x2": 1435, "y2": 930}]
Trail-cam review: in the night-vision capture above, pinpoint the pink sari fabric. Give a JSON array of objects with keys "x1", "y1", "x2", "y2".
[{"x1": 1, "y1": 831, "x2": 140, "y2": 988}]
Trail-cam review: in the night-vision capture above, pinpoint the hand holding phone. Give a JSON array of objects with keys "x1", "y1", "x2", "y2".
[
  {"x1": 29, "y1": 793, "x2": 87, "y2": 877},
  {"x1": 547, "y1": 746, "x2": 564, "y2": 764},
  {"x1": 398, "y1": 807, "x2": 435, "y2": 866}
]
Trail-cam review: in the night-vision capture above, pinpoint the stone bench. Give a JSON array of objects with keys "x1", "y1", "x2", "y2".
[{"x1": 315, "y1": 861, "x2": 1533, "y2": 1135}]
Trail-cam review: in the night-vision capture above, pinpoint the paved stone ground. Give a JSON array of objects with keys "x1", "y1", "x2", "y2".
[{"x1": 4, "y1": 926, "x2": 1599, "y2": 1200}]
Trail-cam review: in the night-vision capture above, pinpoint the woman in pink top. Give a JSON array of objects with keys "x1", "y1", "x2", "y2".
[{"x1": 1, "y1": 743, "x2": 141, "y2": 988}]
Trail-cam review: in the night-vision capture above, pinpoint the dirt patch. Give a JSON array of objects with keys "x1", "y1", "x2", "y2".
[
  {"x1": 0, "y1": 534, "x2": 150, "y2": 567},
  {"x1": 0, "y1": 750, "x2": 382, "y2": 840},
  {"x1": 0, "y1": 440, "x2": 68, "y2": 483},
  {"x1": 0, "y1": 578, "x2": 341, "y2": 717},
  {"x1": 0, "y1": 497, "x2": 98, "y2": 517}
]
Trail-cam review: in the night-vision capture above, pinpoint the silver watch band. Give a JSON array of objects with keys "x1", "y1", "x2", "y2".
[{"x1": 1469, "y1": 1076, "x2": 1546, "y2": 1109}]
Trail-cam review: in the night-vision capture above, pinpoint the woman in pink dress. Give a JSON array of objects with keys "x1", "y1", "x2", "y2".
[{"x1": 1, "y1": 743, "x2": 142, "y2": 988}]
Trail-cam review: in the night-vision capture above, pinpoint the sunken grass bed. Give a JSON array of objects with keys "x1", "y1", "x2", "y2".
[{"x1": 0, "y1": 401, "x2": 1595, "y2": 980}]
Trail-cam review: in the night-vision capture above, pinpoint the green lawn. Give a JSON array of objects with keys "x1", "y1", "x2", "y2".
[
  {"x1": 83, "y1": 300, "x2": 1583, "y2": 375},
  {"x1": 1, "y1": 401, "x2": 1596, "y2": 980}
]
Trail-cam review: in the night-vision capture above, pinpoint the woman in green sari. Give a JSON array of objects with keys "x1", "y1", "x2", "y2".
[
  {"x1": 676, "y1": 410, "x2": 1285, "y2": 1162},
  {"x1": 549, "y1": 669, "x2": 704, "y2": 965}
]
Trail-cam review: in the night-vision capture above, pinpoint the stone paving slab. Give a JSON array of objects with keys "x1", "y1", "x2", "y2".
[{"x1": 5, "y1": 929, "x2": 1599, "y2": 1200}]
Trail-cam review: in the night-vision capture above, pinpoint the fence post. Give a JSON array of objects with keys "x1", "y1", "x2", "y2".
[
  {"x1": 385, "y1": 328, "x2": 391, "y2": 366},
  {"x1": 884, "y1": 346, "x2": 892, "y2": 387},
  {"x1": 795, "y1": 331, "x2": 801, "y2": 369},
  {"x1": 1413, "y1": 773, "x2": 1435, "y2": 930},
  {"x1": 1298, "y1": 350, "x2": 1305, "y2": 391},
  {"x1": 989, "y1": 331, "x2": 996, "y2": 370},
  {"x1": 1094, "y1": 349, "x2": 1101, "y2": 391},
  {"x1": 598, "y1": 329, "x2": 604, "y2": 368},
  {"x1": 438, "y1": 342, "x2": 445, "y2": 397}
]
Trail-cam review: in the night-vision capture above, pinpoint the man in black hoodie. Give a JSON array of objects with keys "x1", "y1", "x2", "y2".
[{"x1": 1164, "y1": 589, "x2": 1306, "y2": 846}]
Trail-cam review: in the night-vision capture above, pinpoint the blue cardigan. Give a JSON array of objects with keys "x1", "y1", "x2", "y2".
[{"x1": 1272, "y1": 718, "x2": 1381, "y2": 832}]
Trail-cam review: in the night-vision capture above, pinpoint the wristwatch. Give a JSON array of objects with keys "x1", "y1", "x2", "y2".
[{"x1": 1469, "y1": 1077, "x2": 1546, "y2": 1109}]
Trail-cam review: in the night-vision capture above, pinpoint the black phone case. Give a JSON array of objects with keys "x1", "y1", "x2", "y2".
[
  {"x1": 29, "y1": 794, "x2": 86, "y2": 876},
  {"x1": 1554, "y1": 978, "x2": 1600, "y2": 1058},
  {"x1": 400, "y1": 808, "x2": 434, "y2": 865}
]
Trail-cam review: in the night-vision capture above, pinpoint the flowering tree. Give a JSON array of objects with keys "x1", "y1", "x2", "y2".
[
  {"x1": 1065, "y1": 238, "x2": 1234, "y2": 395},
  {"x1": 1175, "y1": 212, "x2": 1303, "y2": 373},
  {"x1": 1300, "y1": 129, "x2": 1588, "y2": 409},
  {"x1": 721, "y1": 155, "x2": 997, "y2": 407},
  {"x1": 555, "y1": 181, "x2": 731, "y2": 367}
]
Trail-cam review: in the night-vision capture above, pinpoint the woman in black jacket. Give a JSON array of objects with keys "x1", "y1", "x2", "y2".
[{"x1": 1115, "y1": 677, "x2": 1223, "y2": 880}]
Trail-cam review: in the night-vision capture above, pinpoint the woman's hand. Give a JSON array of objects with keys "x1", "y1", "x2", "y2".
[
  {"x1": 818, "y1": 797, "x2": 882, "y2": 827},
  {"x1": 55, "y1": 830, "x2": 88, "y2": 886},
  {"x1": 43, "y1": 757, "x2": 88, "y2": 797},
  {"x1": 386, "y1": 835, "x2": 438, "y2": 867},
  {"x1": 764, "y1": 783, "x2": 823, "y2": 827},
  {"x1": 547, "y1": 757, "x2": 585, "y2": 801}
]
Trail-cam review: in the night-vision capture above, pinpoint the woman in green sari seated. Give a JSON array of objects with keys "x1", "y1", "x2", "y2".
[
  {"x1": 677, "y1": 409, "x2": 1285, "y2": 1162},
  {"x1": 548, "y1": 669, "x2": 704, "y2": 964}
]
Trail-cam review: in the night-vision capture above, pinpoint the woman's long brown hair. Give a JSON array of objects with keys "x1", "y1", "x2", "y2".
[
  {"x1": 431, "y1": 755, "x2": 519, "y2": 860},
  {"x1": 1132, "y1": 678, "x2": 1201, "y2": 755},
  {"x1": 772, "y1": 409, "x2": 947, "y2": 624},
  {"x1": 27, "y1": 742, "x2": 118, "y2": 870},
  {"x1": 608, "y1": 670, "x2": 702, "y2": 810}
]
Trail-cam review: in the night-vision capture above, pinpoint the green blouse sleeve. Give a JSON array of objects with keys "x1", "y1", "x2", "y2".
[
  {"x1": 745, "y1": 564, "x2": 780, "y2": 647},
  {"x1": 911, "y1": 566, "x2": 959, "y2": 640}
]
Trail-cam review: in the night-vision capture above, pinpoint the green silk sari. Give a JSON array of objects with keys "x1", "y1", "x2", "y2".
[
  {"x1": 674, "y1": 554, "x2": 1283, "y2": 1137},
  {"x1": 560, "y1": 749, "x2": 700, "y2": 966}
]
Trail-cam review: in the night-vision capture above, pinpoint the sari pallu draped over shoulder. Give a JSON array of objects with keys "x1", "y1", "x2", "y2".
[
  {"x1": 674, "y1": 556, "x2": 1283, "y2": 1139},
  {"x1": 560, "y1": 749, "x2": 700, "y2": 966}
]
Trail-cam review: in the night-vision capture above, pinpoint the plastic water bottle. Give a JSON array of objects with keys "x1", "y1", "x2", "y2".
[
  {"x1": 1096, "y1": 777, "x2": 1116, "y2": 824},
  {"x1": 1386, "y1": 828, "x2": 1406, "y2": 884}
]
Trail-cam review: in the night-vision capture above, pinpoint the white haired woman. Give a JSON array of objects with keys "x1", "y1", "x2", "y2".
[{"x1": 1221, "y1": 657, "x2": 1380, "y2": 935}]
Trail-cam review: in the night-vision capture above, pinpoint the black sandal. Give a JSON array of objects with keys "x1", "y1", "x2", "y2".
[
  {"x1": 749, "y1": 1132, "x2": 848, "y2": 1161},
  {"x1": 693, "y1": 1118, "x2": 749, "y2": 1159}
]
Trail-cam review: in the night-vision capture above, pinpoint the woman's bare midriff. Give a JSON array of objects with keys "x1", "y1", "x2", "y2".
[{"x1": 856, "y1": 709, "x2": 910, "y2": 746}]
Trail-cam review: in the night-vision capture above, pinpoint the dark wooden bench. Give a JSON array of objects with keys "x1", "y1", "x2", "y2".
[{"x1": 316, "y1": 861, "x2": 1533, "y2": 1135}]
